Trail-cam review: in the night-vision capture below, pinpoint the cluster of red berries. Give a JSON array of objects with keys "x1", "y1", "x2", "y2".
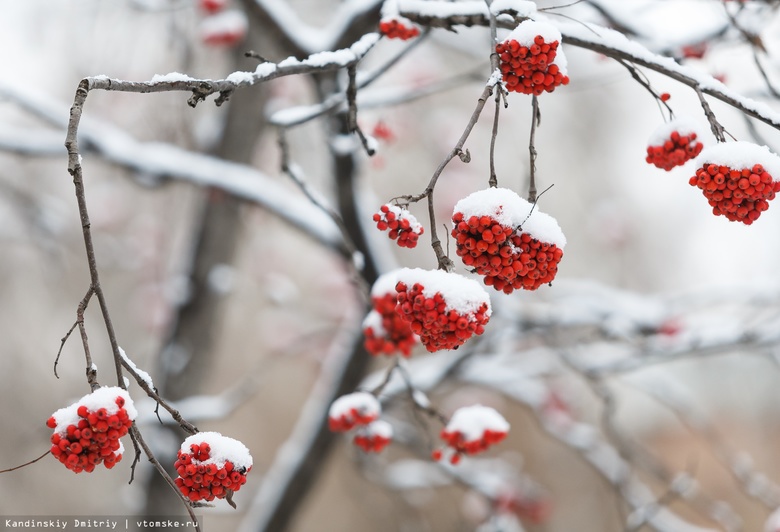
[
  {"x1": 452, "y1": 212, "x2": 563, "y2": 293},
  {"x1": 647, "y1": 130, "x2": 704, "y2": 171},
  {"x1": 363, "y1": 290, "x2": 417, "y2": 357},
  {"x1": 690, "y1": 162, "x2": 780, "y2": 224},
  {"x1": 496, "y1": 24, "x2": 569, "y2": 95},
  {"x1": 47, "y1": 389, "x2": 135, "y2": 474},
  {"x1": 432, "y1": 405, "x2": 509, "y2": 465},
  {"x1": 373, "y1": 204, "x2": 424, "y2": 248},
  {"x1": 329, "y1": 392, "x2": 392, "y2": 453},
  {"x1": 379, "y1": 17, "x2": 420, "y2": 40},
  {"x1": 395, "y1": 273, "x2": 490, "y2": 352},
  {"x1": 352, "y1": 420, "x2": 393, "y2": 453},
  {"x1": 174, "y1": 434, "x2": 252, "y2": 503}
]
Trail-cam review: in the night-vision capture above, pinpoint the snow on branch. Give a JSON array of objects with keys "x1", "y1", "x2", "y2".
[
  {"x1": 0, "y1": 82, "x2": 346, "y2": 254},
  {"x1": 395, "y1": 2, "x2": 780, "y2": 132},
  {"x1": 80, "y1": 32, "x2": 378, "y2": 108}
]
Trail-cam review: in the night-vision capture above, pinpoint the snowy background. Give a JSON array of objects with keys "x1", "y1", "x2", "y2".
[{"x1": 2, "y1": 1, "x2": 780, "y2": 531}]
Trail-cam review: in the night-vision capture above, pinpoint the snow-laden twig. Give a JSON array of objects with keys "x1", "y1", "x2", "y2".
[{"x1": 397, "y1": 2, "x2": 780, "y2": 132}]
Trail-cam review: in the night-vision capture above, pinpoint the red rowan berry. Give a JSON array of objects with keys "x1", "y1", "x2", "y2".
[
  {"x1": 328, "y1": 392, "x2": 381, "y2": 432},
  {"x1": 497, "y1": 20, "x2": 569, "y2": 95},
  {"x1": 373, "y1": 204, "x2": 424, "y2": 248},
  {"x1": 646, "y1": 118, "x2": 704, "y2": 171},
  {"x1": 433, "y1": 405, "x2": 509, "y2": 465},
  {"x1": 378, "y1": 16, "x2": 420, "y2": 40},
  {"x1": 174, "y1": 432, "x2": 252, "y2": 503}
]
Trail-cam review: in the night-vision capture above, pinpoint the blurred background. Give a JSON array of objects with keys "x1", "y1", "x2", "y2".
[{"x1": 3, "y1": 1, "x2": 780, "y2": 531}]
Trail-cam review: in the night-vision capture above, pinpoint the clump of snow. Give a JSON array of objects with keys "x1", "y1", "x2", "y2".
[
  {"x1": 199, "y1": 10, "x2": 248, "y2": 39},
  {"x1": 150, "y1": 72, "x2": 197, "y2": 83},
  {"x1": 647, "y1": 117, "x2": 704, "y2": 147},
  {"x1": 398, "y1": 0, "x2": 488, "y2": 18},
  {"x1": 49, "y1": 386, "x2": 137, "y2": 437},
  {"x1": 372, "y1": 270, "x2": 405, "y2": 297},
  {"x1": 395, "y1": 268, "x2": 492, "y2": 316},
  {"x1": 490, "y1": 0, "x2": 536, "y2": 18},
  {"x1": 505, "y1": 19, "x2": 561, "y2": 47},
  {"x1": 445, "y1": 404, "x2": 509, "y2": 441},
  {"x1": 381, "y1": 205, "x2": 422, "y2": 232},
  {"x1": 695, "y1": 141, "x2": 780, "y2": 178},
  {"x1": 453, "y1": 188, "x2": 566, "y2": 248},
  {"x1": 329, "y1": 392, "x2": 381, "y2": 420},
  {"x1": 361, "y1": 310, "x2": 386, "y2": 336},
  {"x1": 119, "y1": 346, "x2": 154, "y2": 391},
  {"x1": 225, "y1": 71, "x2": 255, "y2": 85},
  {"x1": 364, "y1": 419, "x2": 393, "y2": 439},
  {"x1": 255, "y1": 62, "x2": 277, "y2": 78},
  {"x1": 180, "y1": 431, "x2": 253, "y2": 470}
]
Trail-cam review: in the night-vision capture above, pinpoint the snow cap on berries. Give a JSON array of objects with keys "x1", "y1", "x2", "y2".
[
  {"x1": 179, "y1": 432, "x2": 253, "y2": 471},
  {"x1": 48, "y1": 387, "x2": 137, "y2": 437},
  {"x1": 199, "y1": 10, "x2": 248, "y2": 46},
  {"x1": 453, "y1": 187, "x2": 566, "y2": 248},
  {"x1": 329, "y1": 392, "x2": 381, "y2": 431},
  {"x1": 396, "y1": 268, "x2": 493, "y2": 317},
  {"x1": 647, "y1": 117, "x2": 702, "y2": 148},
  {"x1": 646, "y1": 118, "x2": 705, "y2": 171},
  {"x1": 503, "y1": 19, "x2": 568, "y2": 75},
  {"x1": 690, "y1": 141, "x2": 780, "y2": 224},
  {"x1": 353, "y1": 419, "x2": 394, "y2": 453},
  {"x1": 445, "y1": 404, "x2": 510, "y2": 442},
  {"x1": 695, "y1": 142, "x2": 780, "y2": 177},
  {"x1": 372, "y1": 269, "x2": 404, "y2": 298}
]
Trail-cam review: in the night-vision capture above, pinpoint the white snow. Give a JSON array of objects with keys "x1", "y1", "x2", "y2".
[
  {"x1": 49, "y1": 386, "x2": 137, "y2": 437},
  {"x1": 398, "y1": 0, "x2": 488, "y2": 18},
  {"x1": 647, "y1": 117, "x2": 704, "y2": 147},
  {"x1": 378, "y1": 204, "x2": 423, "y2": 232},
  {"x1": 329, "y1": 391, "x2": 381, "y2": 420},
  {"x1": 362, "y1": 310, "x2": 386, "y2": 335},
  {"x1": 694, "y1": 141, "x2": 780, "y2": 178},
  {"x1": 363, "y1": 419, "x2": 393, "y2": 438},
  {"x1": 445, "y1": 404, "x2": 510, "y2": 441},
  {"x1": 150, "y1": 72, "x2": 196, "y2": 83},
  {"x1": 180, "y1": 431, "x2": 253, "y2": 470},
  {"x1": 372, "y1": 270, "x2": 403, "y2": 297},
  {"x1": 255, "y1": 62, "x2": 278, "y2": 78},
  {"x1": 199, "y1": 10, "x2": 248, "y2": 38},
  {"x1": 395, "y1": 268, "x2": 492, "y2": 317},
  {"x1": 505, "y1": 18, "x2": 561, "y2": 47},
  {"x1": 226, "y1": 71, "x2": 256, "y2": 85},
  {"x1": 453, "y1": 187, "x2": 567, "y2": 248},
  {"x1": 490, "y1": 0, "x2": 536, "y2": 18},
  {"x1": 765, "y1": 506, "x2": 780, "y2": 532},
  {"x1": 119, "y1": 346, "x2": 155, "y2": 390}
]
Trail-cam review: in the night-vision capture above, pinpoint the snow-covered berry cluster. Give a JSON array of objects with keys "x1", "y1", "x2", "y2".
[
  {"x1": 174, "y1": 432, "x2": 252, "y2": 503},
  {"x1": 379, "y1": 16, "x2": 420, "y2": 40},
  {"x1": 373, "y1": 204, "x2": 424, "y2": 248},
  {"x1": 689, "y1": 142, "x2": 780, "y2": 225},
  {"x1": 452, "y1": 188, "x2": 565, "y2": 293},
  {"x1": 496, "y1": 20, "x2": 569, "y2": 96},
  {"x1": 329, "y1": 392, "x2": 392, "y2": 453},
  {"x1": 432, "y1": 405, "x2": 509, "y2": 465},
  {"x1": 363, "y1": 271, "x2": 418, "y2": 357},
  {"x1": 353, "y1": 419, "x2": 393, "y2": 453},
  {"x1": 646, "y1": 119, "x2": 704, "y2": 171},
  {"x1": 394, "y1": 268, "x2": 491, "y2": 352},
  {"x1": 46, "y1": 387, "x2": 137, "y2": 473}
]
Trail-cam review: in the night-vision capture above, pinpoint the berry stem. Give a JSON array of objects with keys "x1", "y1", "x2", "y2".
[
  {"x1": 694, "y1": 85, "x2": 727, "y2": 143},
  {"x1": 528, "y1": 95, "x2": 540, "y2": 202},
  {"x1": 616, "y1": 59, "x2": 674, "y2": 121}
]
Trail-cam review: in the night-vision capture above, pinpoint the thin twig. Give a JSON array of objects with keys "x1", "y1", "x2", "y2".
[
  {"x1": 616, "y1": 59, "x2": 673, "y2": 121},
  {"x1": 346, "y1": 64, "x2": 375, "y2": 156},
  {"x1": 528, "y1": 95, "x2": 540, "y2": 202},
  {"x1": 694, "y1": 86, "x2": 727, "y2": 143},
  {"x1": 0, "y1": 450, "x2": 50, "y2": 474}
]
